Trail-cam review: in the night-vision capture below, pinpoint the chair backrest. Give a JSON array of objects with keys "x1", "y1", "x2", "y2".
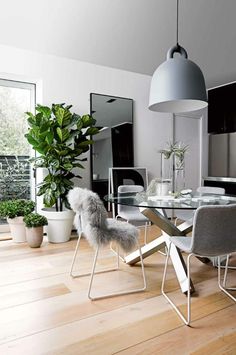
[
  {"x1": 191, "y1": 204, "x2": 236, "y2": 256},
  {"x1": 118, "y1": 185, "x2": 144, "y2": 193},
  {"x1": 117, "y1": 185, "x2": 144, "y2": 215},
  {"x1": 197, "y1": 186, "x2": 225, "y2": 195},
  {"x1": 110, "y1": 168, "x2": 148, "y2": 194},
  {"x1": 68, "y1": 187, "x2": 138, "y2": 251},
  {"x1": 68, "y1": 187, "x2": 108, "y2": 240},
  {"x1": 109, "y1": 167, "x2": 148, "y2": 217}
]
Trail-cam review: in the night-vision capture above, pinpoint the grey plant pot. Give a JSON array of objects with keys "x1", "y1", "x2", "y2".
[{"x1": 26, "y1": 226, "x2": 44, "y2": 248}]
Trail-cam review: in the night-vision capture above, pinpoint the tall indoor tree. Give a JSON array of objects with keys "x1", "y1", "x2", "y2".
[{"x1": 25, "y1": 103, "x2": 99, "y2": 211}]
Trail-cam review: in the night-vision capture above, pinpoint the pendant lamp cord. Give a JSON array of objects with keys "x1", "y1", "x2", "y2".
[{"x1": 176, "y1": 0, "x2": 179, "y2": 46}]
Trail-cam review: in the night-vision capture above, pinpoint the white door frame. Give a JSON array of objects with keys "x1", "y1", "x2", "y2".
[
  {"x1": 0, "y1": 74, "x2": 42, "y2": 234},
  {"x1": 173, "y1": 111, "x2": 208, "y2": 189}
]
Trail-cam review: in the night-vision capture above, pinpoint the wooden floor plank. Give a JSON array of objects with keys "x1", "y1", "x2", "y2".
[
  {"x1": 116, "y1": 305, "x2": 236, "y2": 355},
  {"x1": 0, "y1": 226, "x2": 235, "y2": 354}
]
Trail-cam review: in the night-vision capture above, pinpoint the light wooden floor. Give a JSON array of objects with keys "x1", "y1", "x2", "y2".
[{"x1": 0, "y1": 226, "x2": 236, "y2": 355}]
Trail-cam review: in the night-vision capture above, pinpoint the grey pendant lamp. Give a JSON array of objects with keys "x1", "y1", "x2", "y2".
[{"x1": 149, "y1": 0, "x2": 208, "y2": 113}]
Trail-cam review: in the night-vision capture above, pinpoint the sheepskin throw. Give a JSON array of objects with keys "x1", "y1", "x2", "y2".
[{"x1": 68, "y1": 187, "x2": 139, "y2": 252}]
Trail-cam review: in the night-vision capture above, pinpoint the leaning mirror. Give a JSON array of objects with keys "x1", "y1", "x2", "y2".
[{"x1": 90, "y1": 93, "x2": 133, "y2": 204}]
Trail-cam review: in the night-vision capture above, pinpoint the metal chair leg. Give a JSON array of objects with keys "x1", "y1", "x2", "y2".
[
  {"x1": 161, "y1": 243, "x2": 192, "y2": 326},
  {"x1": 223, "y1": 254, "x2": 230, "y2": 287},
  {"x1": 88, "y1": 239, "x2": 146, "y2": 300},
  {"x1": 218, "y1": 256, "x2": 236, "y2": 301},
  {"x1": 88, "y1": 246, "x2": 100, "y2": 299},
  {"x1": 138, "y1": 239, "x2": 147, "y2": 291},
  {"x1": 70, "y1": 236, "x2": 118, "y2": 279},
  {"x1": 110, "y1": 241, "x2": 126, "y2": 262},
  {"x1": 222, "y1": 254, "x2": 236, "y2": 289},
  {"x1": 143, "y1": 221, "x2": 152, "y2": 245},
  {"x1": 70, "y1": 232, "x2": 84, "y2": 278},
  {"x1": 144, "y1": 222, "x2": 148, "y2": 244},
  {"x1": 117, "y1": 244, "x2": 120, "y2": 269}
]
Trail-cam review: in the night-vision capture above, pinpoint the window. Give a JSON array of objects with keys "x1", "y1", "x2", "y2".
[{"x1": 0, "y1": 79, "x2": 36, "y2": 232}]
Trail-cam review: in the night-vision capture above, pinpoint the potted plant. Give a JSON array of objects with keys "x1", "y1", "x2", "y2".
[
  {"x1": 25, "y1": 103, "x2": 99, "y2": 243},
  {"x1": 0, "y1": 199, "x2": 35, "y2": 242},
  {"x1": 160, "y1": 141, "x2": 189, "y2": 195},
  {"x1": 160, "y1": 141, "x2": 188, "y2": 170},
  {"x1": 23, "y1": 213, "x2": 48, "y2": 248}
]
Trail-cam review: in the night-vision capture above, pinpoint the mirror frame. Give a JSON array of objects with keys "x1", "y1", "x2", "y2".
[{"x1": 89, "y1": 92, "x2": 134, "y2": 189}]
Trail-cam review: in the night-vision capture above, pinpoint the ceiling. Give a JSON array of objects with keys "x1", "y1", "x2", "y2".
[{"x1": 0, "y1": 0, "x2": 235, "y2": 88}]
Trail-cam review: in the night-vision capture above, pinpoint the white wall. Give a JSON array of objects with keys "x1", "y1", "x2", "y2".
[{"x1": 0, "y1": 44, "x2": 173, "y2": 188}]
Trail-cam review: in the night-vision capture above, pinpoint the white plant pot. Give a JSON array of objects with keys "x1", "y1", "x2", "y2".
[
  {"x1": 7, "y1": 216, "x2": 26, "y2": 243},
  {"x1": 40, "y1": 208, "x2": 75, "y2": 243}
]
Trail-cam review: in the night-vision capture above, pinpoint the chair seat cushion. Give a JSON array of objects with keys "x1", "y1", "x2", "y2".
[
  {"x1": 170, "y1": 237, "x2": 192, "y2": 253},
  {"x1": 106, "y1": 218, "x2": 139, "y2": 251}
]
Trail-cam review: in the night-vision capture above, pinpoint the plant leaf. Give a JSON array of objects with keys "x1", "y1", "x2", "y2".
[
  {"x1": 36, "y1": 105, "x2": 52, "y2": 118},
  {"x1": 55, "y1": 107, "x2": 64, "y2": 127},
  {"x1": 85, "y1": 127, "x2": 100, "y2": 135},
  {"x1": 73, "y1": 162, "x2": 84, "y2": 169},
  {"x1": 46, "y1": 131, "x2": 53, "y2": 145},
  {"x1": 56, "y1": 127, "x2": 63, "y2": 141},
  {"x1": 35, "y1": 112, "x2": 43, "y2": 125},
  {"x1": 77, "y1": 139, "x2": 93, "y2": 148},
  {"x1": 44, "y1": 189, "x2": 56, "y2": 207},
  {"x1": 50, "y1": 182, "x2": 57, "y2": 191},
  {"x1": 61, "y1": 128, "x2": 70, "y2": 142},
  {"x1": 82, "y1": 114, "x2": 96, "y2": 127},
  {"x1": 25, "y1": 133, "x2": 38, "y2": 147}
]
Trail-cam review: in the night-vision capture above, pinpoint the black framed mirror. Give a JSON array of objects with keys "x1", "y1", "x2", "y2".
[{"x1": 90, "y1": 93, "x2": 134, "y2": 205}]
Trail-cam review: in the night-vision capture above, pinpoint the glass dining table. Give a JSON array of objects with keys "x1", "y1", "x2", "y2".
[{"x1": 105, "y1": 192, "x2": 236, "y2": 294}]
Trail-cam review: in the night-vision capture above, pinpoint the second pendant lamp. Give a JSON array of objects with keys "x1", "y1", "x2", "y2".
[{"x1": 149, "y1": 0, "x2": 208, "y2": 113}]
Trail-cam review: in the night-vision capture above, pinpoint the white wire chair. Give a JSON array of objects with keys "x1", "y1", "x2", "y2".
[{"x1": 69, "y1": 187, "x2": 146, "y2": 300}]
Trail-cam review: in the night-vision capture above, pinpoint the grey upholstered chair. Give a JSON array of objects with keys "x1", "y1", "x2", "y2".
[
  {"x1": 197, "y1": 186, "x2": 225, "y2": 195},
  {"x1": 117, "y1": 185, "x2": 150, "y2": 244},
  {"x1": 175, "y1": 186, "x2": 225, "y2": 225},
  {"x1": 162, "y1": 204, "x2": 236, "y2": 325},
  {"x1": 68, "y1": 187, "x2": 146, "y2": 300}
]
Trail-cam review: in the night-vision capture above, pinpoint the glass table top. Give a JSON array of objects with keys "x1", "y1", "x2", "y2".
[{"x1": 105, "y1": 193, "x2": 236, "y2": 210}]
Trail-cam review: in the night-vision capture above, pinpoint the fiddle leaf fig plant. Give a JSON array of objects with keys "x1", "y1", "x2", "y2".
[{"x1": 25, "y1": 103, "x2": 99, "y2": 211}]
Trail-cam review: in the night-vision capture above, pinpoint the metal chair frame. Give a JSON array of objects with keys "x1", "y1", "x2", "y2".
[
  {"x1": 70, "y1": 231, "x2": 147, "y2": 300},
  {"x1": 161, "y1": 242, "x2": 236, "y2": 326}
]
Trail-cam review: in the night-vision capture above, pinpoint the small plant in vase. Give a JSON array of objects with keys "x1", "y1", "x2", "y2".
[
  {"x1": 160, "y1": 141, "x2": 188, "y2": 169},
  {"x1": 171, "y1": 141, "x2": 188, "y2": 170},
  {"x1": 159, "y1": 141, "x2": 188, "y2": 194},
  {"x1": 23, "y1": 213, "x2": 48, "y2": 248},
  {"x1": 0, "y1": 199, "x2": 35, "y2": 242}
]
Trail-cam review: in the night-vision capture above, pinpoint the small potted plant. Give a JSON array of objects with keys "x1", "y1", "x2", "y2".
[
  {"x1": 160, "y1": 141, "x2": 188, "y2": 170},
  {"x1": 0, "y1": 199, "x2": 35, "y2": 242},
  {"x1": 23, "y1": 213, "x2": 48, "y2": 248}
]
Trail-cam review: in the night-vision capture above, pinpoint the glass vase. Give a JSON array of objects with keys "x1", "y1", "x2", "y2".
[{"x1": 173, "y1": 153, "x2": 185, "y2": 193}]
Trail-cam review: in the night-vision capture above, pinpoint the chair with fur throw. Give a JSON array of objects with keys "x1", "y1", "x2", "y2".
[{"x1": 68, "y1": 187, "x2": 146, "y2": 300}]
